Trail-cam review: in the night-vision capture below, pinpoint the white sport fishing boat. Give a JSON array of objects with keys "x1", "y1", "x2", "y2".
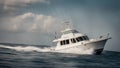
[{"x1": 52, "y1": 22, "x2": 111, "y2": 55}]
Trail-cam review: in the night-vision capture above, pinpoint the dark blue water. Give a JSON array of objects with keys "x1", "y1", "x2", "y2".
[{"x1": 0, "y1": 43, "x2": 120, "y2": 68}]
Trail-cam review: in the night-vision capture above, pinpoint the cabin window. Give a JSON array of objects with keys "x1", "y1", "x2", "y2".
[
  {"x1": 76, "y1": 37, "x2": 81, "y2": 42},
  {"x1": 71, "y1": 38, "x2": 76, "y2": 43},
  {"x1": 82, "y1": 36, "x2": 86, "y2": 40},
  {"x1": 85, "y1": 36, "x2": 89, "y2": 40},
  {"x1": 82, "y1": 36, "x2": 89, "y2": 40},
  {"x1": 79, "y1": 37, "x2": 83, "y2": 41},
  {"x1": 60, "y1": 40, "x2": 65, "y2": 45},
  {"x1": 66, "y1": 39, "x2": 69, "y2": 44},
  {"x1": 76, "y1": 37, "x2": 83, "y2": 42},
  {"x1": 60, "y1": 39, "x2": 70, "y2": 45},
  {"x1": 60, "y1": 41, "x2": 63, "y2": 45},
  {"x1": 63, "y1": 40, "x2": 66, "y2": 45}
]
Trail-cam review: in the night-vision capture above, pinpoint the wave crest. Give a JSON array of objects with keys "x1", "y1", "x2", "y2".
[
  {"x1": 0, "y1": 44, "x2": 94, "y2": 54},
  {"x1": 0, "y1": 45, "x2": 51, "y2": 52}
]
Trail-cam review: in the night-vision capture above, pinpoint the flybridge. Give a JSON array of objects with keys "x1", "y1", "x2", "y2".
[
  {"x1": 53, "y1": 21, "x2": 88, "y2": 42},
  {"x1": 61, "y1": 28, "x2": 79, "y2": 35}
]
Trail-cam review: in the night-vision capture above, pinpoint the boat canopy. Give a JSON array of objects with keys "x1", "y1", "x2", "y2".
[{"x1": 61, "y1": 28, "x2": 79, "y2": 34}]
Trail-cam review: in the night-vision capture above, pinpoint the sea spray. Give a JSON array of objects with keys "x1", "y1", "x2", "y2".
[
  {"x1": 0, "y1": 44, "x2": 51, "y2": 52},
  {"x1": 0, "y1": 44, "x2": 94, "y2": 54}
]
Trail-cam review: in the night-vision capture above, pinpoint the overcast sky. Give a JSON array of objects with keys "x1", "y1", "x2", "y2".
[{"x1": 0, "y1": 0, "x2": 120, "y2": 52}]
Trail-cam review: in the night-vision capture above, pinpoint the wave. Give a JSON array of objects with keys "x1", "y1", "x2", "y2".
[
  {"x1": 0, "y1": 44, "x2": 52, "y2": 52},
  {"x1": 0, "y1": 44, "x2": 94, "y2": 54}
]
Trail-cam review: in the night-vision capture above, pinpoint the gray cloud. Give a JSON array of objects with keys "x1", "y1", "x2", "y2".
[
  {"x1": 0, "y1": 0, "x2": 50, "y2": 17},
  {"x1": 0, "y1": 12, "x2": 61, "y2": 33},
  {"x1": 1, "y1": 0, "x2": 49, "y2": 10}
]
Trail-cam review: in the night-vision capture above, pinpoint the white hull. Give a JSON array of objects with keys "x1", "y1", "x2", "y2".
[{"x1": 54, "y1": 38, "x2": 110, "y2": 55}]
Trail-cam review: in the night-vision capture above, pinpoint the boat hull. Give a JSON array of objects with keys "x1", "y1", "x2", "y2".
[
  {"x1": 54, "y1": 38, "x2": 110, "y2": 55},
  {"x1": 86, "y1": 38, "x2": 108, "y2": 55}
]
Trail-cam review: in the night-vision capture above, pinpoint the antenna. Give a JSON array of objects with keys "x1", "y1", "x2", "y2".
[
  {"x1": 54, "y1": 32, "x2": 57, "y2": 39},
  {"x1": 62, "y1": 19, "x2": 73, "y2": 29}
]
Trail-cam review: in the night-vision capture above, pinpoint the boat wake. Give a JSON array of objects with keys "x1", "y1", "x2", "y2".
[
  {"x1": 0, "y1": 44, "x2": 52, "y2": 52},
  {"x1": 0, "y1": 44, "x2": 94, "y2": 54}
]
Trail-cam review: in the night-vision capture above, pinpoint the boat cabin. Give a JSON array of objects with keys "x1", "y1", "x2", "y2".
[
  {"x1": 53, "y1": 28, "x2": 89, "y2": 46},
  {"x1": 60, "y1": 35, "x2": 89, "y2": 46}
]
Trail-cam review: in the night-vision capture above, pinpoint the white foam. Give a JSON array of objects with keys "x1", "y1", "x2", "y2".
[
  {"x1": 0, "y1": 44, "x2": 94, "y2": 54},
  {"x1": 0, "y1": 44, "x2": 51, "y2": 52}
]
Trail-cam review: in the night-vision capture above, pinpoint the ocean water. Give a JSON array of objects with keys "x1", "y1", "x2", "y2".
[{"x1": 0, "y1": 43, "x2": 120, "y2": 68}]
